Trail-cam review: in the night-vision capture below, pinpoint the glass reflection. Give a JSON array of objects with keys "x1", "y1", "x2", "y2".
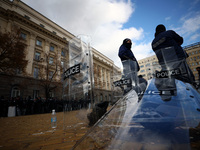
[{"x1": 71, "y1": 48, "x2": 200, "y2": 150}]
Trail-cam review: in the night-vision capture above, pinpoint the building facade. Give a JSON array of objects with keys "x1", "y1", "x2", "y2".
[
  {"x1": 0, "y1": 0, "x2": 122, "y2": 102},
  {"x1": 138, "y1": 55, "x2": 158, "y2": 80},
  {"x1": 185, "y1": 42, "x2": 200, "y2": 81}
]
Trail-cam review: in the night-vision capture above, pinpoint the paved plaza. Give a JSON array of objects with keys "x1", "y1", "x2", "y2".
[{"x1": 0, "y1": 110, "x2": 90, "y2": 150}]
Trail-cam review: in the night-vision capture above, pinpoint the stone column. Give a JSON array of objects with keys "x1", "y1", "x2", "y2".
[{"x1": 26, "y1": 33, "x2": 36, "y2": 75}]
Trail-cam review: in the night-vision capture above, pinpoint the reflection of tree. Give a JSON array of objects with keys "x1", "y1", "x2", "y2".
[
  {"x1": 0, "y1": 30, "x2": 28, "y2": 74},
  {"x1": 39, "y1": 53, "x2": 62, "y2": 99}
]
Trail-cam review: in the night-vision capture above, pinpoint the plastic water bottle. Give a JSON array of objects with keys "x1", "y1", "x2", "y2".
[{"x1": 51, "y1": 109, "x2": 57, "y2": 128}]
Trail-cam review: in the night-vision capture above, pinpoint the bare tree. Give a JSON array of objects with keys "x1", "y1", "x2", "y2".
[
  {"x1": 39, "y1": 52, "x2": 63, "y2": 99},
  {"x1": 0, "y1": 30, "x2": 28, "y2": 74}
]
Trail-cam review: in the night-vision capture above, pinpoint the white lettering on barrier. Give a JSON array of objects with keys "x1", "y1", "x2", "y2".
[
  {"x1": 156, "y1": 68, "x2": 181, "y2": 78},
  {"x1": 113, "y1": 79, "x2": 131, "y2": 87},
  {"x1": 64, "y1": 64, "x2": 81, "y2": 80},
  {"x1": 138, "y1": 90, "x2": 176, "y2": 96}
]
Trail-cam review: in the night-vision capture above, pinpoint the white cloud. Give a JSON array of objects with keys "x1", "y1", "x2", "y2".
[
  {"x1": 165, "y1": 16, "x2": 171, "y2": 21},
  {"x1": 132, "y1": 42, "x2": 154, "y2": 60},
  {"x1": 190, "y1": 33, "x2": 200, "y2": 41},
  {"x1": 176, "y1": 12, "x2": 200, "y2": 38},
  {"x1": 21, "y1": 0, "x2": 151, "y2": 68}
]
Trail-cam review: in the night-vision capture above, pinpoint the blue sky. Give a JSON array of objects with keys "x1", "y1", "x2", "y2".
[
  {"x1": 126, "y1": 0, "x2": 200, "y2": 46},
  {"x1": 21, "y1": 0, "x2": 200, "y2": 68}
]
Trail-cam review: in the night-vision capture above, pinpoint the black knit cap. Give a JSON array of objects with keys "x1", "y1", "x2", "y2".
[
  {"x1": 156, "y1": 24, "x2": 166, "y2": 32},
  {"x1": 155, "y1": 24, "x2": 166, "y2": 36},
  {"x1": 123, "y1": 38, "x2": 131, "y2": 45}
]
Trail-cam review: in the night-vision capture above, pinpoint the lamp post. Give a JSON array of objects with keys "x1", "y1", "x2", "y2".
[{"x1": 196, "y1": 67, "x2": 200, "y2": 89}]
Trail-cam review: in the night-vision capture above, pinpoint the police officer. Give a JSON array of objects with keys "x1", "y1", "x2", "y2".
[
  {"x1": 151, "y1": 24, "x2": 195, "y2": 84},
  {"x1": 118, "y1": 38, "x2": 140, "y2": 74},
  {"x1": 118, "y1": 38, "x2": 140, "y2": 93}
]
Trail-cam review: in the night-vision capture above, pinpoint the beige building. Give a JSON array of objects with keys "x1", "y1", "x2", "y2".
[
  {"x1": 0, "y1": 0, "x2": 121, "y2": 102},
  {"x1": 138, "y1": 42, "x2": 200, "y2": 82},
  {"x1": 138, "y1": 55, "x2": 159, "y2": 80},
  {"x1": 185, "y1": 42, "x2": 200, "y2": 81}
]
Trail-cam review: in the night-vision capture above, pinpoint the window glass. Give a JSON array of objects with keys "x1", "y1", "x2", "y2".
[
  {"x1": 20, "y1": 32, "x2": 27, "y2": 40},
  {"x1": 140, "y1": 70, "x2": 145, "y2": 73},
  {"x1": 145, "y1": 63, "x2": 150, "y2": 67},
  {"x1": 11, "y1": 87, "x2": 20, "y2": 97},
  {"x1": 49, "y1": 57, "x2": 53, "y2": 64},
  {"x1": 34, "y1": 67, "x2": 39, "y2": 78},
  {"x1": 61, "y1": 61, "x2": 64, "y2": 68},
  {"x1": 50, "y1": 45, "x2": 54, "y2": 51},
  {"x1": 49, "y1": 71, "x2": 53, "y2": 79},
  {"x1": 33, "y1": 90, "x2": 39, "y2": 99},
  {"x1": 61, "y1": 50, "x2": 65, "y2": 56},
  {"x1": 35, "y1": 52, "x2": 40, "y2": 60},
  {"x1": 36, "y1": 40, "x2": 42, "y2": 46},
  {"x1": 140, "y1": 65, "x2": 144, "y2": 68}
]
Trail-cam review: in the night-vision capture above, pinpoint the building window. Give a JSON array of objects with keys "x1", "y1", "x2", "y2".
[
  {"x1": 24, "y1": 15, "x2": 30, "y2": 20},
  {"x1": 20, "y1": 32, "x2": 27, "y2": 40},
  {"x1": 145, "y1": 63, "x2": 150, "y2": 67},
  {"x1": 11, "y1": 87, "x2": 20, "y2": 98},
  {"x1": 49, "y1": 57, "x2": 54, "y2": 64},
  {"x1": 49, "y1": 91, "x2": 54, "y2": 98},
  {"x1": 100, "y1": 94, "x2": 103, "y2": 102},
  {"x1": 49, "y1": 71, "x2": 53, "y2": 79},
  {"x1": 34, "y1": 67, "x2": 39, "y2": 78},
  {"x1": 140, "y1": 65, "x2": 144, "y2": 68},
  {"x1": 36, "y1": 39, "x2": 42, "y2": 46},
  {"x1": 50, "y1": 45, "x2": 54, "y2": 52},
  {"x1": 16, "y1": 68, "x2": 22, "y2": 74},
  {"x1": 140, "y1": 70, "x2": 145, "y2": 73},
  {"x1": 61, "y1": 61, "x2": 64, "y2": 68},
  {"x1": 35, "y1": 52, "x2": 41, "y2": 60},
  {"x1": 61, "y1": 50, "x2": 65, "y2": 56},
  {"x1": 33, "y1": 90, "x2": 39, "y2": 99},
  {"x1": 40, "y1": 24, "x2": 45, "y2": 28}
]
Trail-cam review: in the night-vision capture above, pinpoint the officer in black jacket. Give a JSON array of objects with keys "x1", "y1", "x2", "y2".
[
  {"x1": 152, "y1": 24, "x2": 188, "y2": 63},
  {"x1": 151, "y1": 24, "x2": 195, "y2": 84}
]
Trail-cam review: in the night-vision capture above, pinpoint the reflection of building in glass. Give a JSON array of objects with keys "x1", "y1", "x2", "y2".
[
  {"x1": 138, "y1": 42, "x2": 200, "y2": 82},
  {"x1": 0, "y1": 0, "x2": 121, "y2": 102},
  {"x1": 184, "y1": 42, "x2": 200, "y2": 81},
  {"x1": 93, "y1": 49, "x2": 122, "y2": 103},
  {"x1": 138, "y1": 55, "x2": 159, "y2": 80}
]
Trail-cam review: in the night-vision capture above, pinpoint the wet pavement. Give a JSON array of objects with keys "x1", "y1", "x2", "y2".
[{"x1": 0, "y1": 110, "x2": 90, "y2": 150}]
